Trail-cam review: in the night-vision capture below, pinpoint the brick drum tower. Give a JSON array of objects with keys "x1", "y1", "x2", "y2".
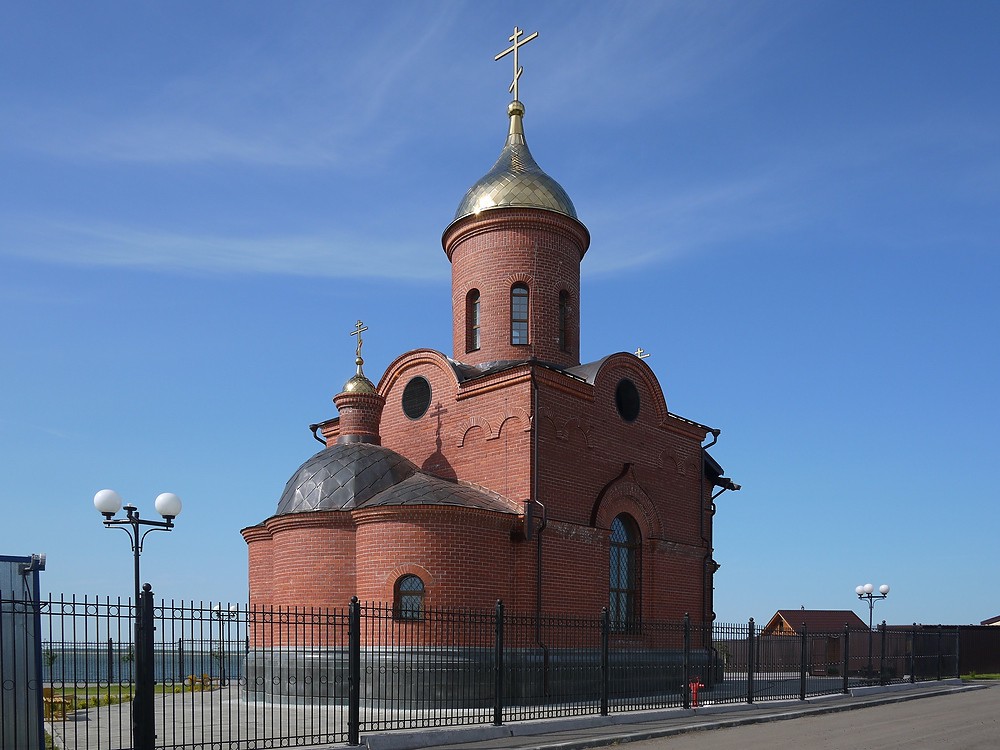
[{"x1": 241, "y1": 28, "x2": 738, "y2": 701}]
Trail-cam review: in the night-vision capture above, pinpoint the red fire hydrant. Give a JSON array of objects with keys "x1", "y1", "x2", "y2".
[{"x1": 689, "y1": 677, "x2": 705, "y2": 708}]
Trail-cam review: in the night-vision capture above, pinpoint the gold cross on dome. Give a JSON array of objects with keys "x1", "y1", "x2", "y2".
[
  {"x1": 635, "y1": 347, "x2": 650, "y2": 360},
  {"x1": 495, "y1": 26, "x2": 538, "y2": 101},
  {"x1": 351, "y1": 320, "x2": 368, "y2": 358}
]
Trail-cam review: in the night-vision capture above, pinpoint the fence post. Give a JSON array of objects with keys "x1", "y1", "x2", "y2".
[
  {"x1": 842, "y1": 624, "x2": 850, "y2": 694},
  {"x1": 348, "y1": 597, "x2": 360, "y2": 746},
  {"x1": 909, "y1": 624, "x2": 916, "y2": 683},
  {"x1": 600, "y1": 607, "x2": 609, "y2": 716},
  {"x1": 683, "y1": 613, "x2": 691, "y2": 709},
  {"x1": 107, "y1": 637, "x2": 114, "y2": 683},
  {"x1": 177, "y1": 637, "x2": 184, "y2": 684},
  {"x1": 494, "y1": 600, "x2": 505, "y2": 726},
  {"x1": 936, "y1": 625, "x2": 942, "y2": 681},
  {"x1": 879, "y1": 621, "x2": 887, "y2": 686},
  {"x1": 746, "y1": 617, "x2": 755, "y2": 704},
  {"x1": 134, "y1": 584, "x2": 156, "y2": 750},
  {"x1": 799, "y1": 623, "x2": 807, "y2": 700},
  {"x1": 954, "y1": 627, "x2": 961, "y2": 679}
]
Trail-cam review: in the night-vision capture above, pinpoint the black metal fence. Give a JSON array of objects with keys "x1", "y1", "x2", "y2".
[{"x1": 2, "y1": 592, "x2": 972, "y2": 750}]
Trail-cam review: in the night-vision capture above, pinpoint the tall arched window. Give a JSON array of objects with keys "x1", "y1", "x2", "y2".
[
  {"x1": 610, "y1": 514, "x2": 641, "y2": 631},
  {"x1": 558, "y1": 290, "x2": 570, "y2": 353},
  {"x1": 394, "y1": 574, "x2": 425, "y2": 621},
  {"x1": 511, "y1": 283, "x2": 529, "y2": 345},
  {"x1": 466, "y1": 289, "x2": 481, "y2": 352}
]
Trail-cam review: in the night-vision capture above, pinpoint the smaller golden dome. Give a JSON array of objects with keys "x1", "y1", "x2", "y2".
[{"x1": 340, "y1": 356, "x2": 376, "y2": 395}]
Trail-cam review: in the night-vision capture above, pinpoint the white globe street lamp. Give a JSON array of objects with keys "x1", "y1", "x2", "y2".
[
  {"x1": 93, "y1": 488, "x2": 182, "y2": 750},
  {"x1": 855, "y1": 581, "x2": 890, "y2": 678}
]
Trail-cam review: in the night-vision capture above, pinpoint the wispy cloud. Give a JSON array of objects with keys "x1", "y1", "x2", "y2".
[
  {"x1": 1, "y1": 7, "x2": 461, "y2": 169},
  {"x1": 0, "y1": 417, "x2": 75, "y2": 442},
  {"x1": 1, "y1": 221, "x2": 447, "y2": 280},
  {"x1": 582, "y1": 167, "x2": 806, "y2": 276},
  {"x1": 532, "y1": 2, "x2": 804, "y2": 122}
]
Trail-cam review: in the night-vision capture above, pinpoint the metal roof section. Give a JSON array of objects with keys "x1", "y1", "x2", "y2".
[
  {"x1": 275, "y1": 442, "x2": 517, "y2": 516},
  {"x1": 358, "y1": 473, "x2": 516, "y2": 513},
  {"x1": 276, "y1": 443, "x2": 417, "y2": 514}
]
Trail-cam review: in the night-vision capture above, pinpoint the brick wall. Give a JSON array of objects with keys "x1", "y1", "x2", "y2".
[{"x1": 244, "y1": 348, "x2": 718, "y2": 629}]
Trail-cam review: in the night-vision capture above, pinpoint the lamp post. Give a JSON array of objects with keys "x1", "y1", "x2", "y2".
[
  {"x1": 212, "y1": 604, "x2": 238, "y2": 686},
  {"x1": 855, "y1": 582, "x2": 889, "y2": 678},
  {"x1": 94, "y1": 488, "x2": 182, "y2": 750}
]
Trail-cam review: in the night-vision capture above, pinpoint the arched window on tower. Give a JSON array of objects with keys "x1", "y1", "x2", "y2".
[
  {"x1": 466, "y1": 289, "x2": 481, "y2": 352},
  {"x1": 558, "y1": 290, "x2": 570, "y2": 353},
  {"x1": 511, "y1": 283, "x2": 529, "y2": 345},
  {"x1": 394, "y1": 574, "x2": 425, "y2": 621},
  {"x1": 610, "y1": 514, "x2": 641, "y2": 631}
]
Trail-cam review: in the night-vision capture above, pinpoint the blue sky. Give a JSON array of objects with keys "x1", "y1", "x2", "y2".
[{"x1": 1, "y1": 2, "x2": 998, "y2": 627}]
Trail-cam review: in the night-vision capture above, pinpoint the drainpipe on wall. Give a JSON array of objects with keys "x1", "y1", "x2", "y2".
[
  {"x1": 707, "y1": 472, "x2": 741, "y2": 624},
  {"x1": 700, "y1": 429, "x2": 720, "y2": 624},
  {"x1": 531, "y1": 362, "x2": 550, "y2": 695}
]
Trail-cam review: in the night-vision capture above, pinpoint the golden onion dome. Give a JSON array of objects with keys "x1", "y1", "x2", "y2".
[
  {"x1": 340, "y1": 356, "x2": 376, "y2": 395},
  {"x1": 450, "y1": 101, "x2": 577, "y2": 225}
]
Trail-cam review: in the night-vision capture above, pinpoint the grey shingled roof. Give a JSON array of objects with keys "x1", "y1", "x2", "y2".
[{"x1": 275, "y1": 442, "x2": 517, "y2": 516}]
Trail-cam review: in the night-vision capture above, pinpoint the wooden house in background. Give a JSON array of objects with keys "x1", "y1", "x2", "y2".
[{"x1": 761, "y1": 610, "x2": 868, "y2": 676}]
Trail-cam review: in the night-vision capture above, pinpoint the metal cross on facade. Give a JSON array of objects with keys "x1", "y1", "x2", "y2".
[
  {"x1": 351, "y1": 320, "x2": 368, "y2": 358},
  {"x1": 634, "y1": 347, "x2": 650, "y2": 360},
  {"x1": 495, "y1": 26, "x2": 538, "y2": 101}
]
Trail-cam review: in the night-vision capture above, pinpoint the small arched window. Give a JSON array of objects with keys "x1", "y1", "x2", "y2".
[
  {"x1": 466, "y1": 289, "x2": 481, "y2": 352},
  {"x1": 511, "y1": 283, "x2": 529, "y2": 345},
  {"x1": 394, "y1": 574, "x2": 425, "y2": 621},
  {"x1": 610, "y1": 514, "x2": 641, "y2": 631},
  {"x1": 558, "y1": 290, "x2": 570, "y2": 353}
]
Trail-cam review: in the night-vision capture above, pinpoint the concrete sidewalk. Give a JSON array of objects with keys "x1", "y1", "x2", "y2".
[{"x1": 360, "y1": 680, "x2": 982, "y2": 750}]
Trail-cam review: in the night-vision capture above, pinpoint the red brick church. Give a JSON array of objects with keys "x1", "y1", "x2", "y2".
[{"x1": 242, "y1": 32, "x2": 737, "y2": 632}]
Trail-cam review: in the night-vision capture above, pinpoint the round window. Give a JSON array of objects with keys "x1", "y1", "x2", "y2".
[
  {"x1": 615, "y1": 378, "x2": 640, "y2": 422},
  {"x1": 402, "y1": 376, "x2": 431, "y2": 420}
]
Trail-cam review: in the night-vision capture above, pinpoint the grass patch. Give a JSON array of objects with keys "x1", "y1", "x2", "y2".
[
  {"x1": 47, "y1": 682, "x2": 216, "y2": 712},
  {"x1": 963, "y1": 672, "x2": 1000, "y2": 680}
]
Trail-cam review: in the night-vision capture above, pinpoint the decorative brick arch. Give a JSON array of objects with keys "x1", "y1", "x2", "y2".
[
  {"x1": 562, "y1": 417, "x2": 595, "y2": 449},
  {"x1": 660, "y1": 449, "x2": 685, "y2": 475},
  {"x1": 503, "y1": 271, "x2": 534, "y2": 288},
  {"x1": 492, "y1": 407, "x2": 532, "y2": 440},
  {"x1": 590, "y1": 466, "x2": 663, "y2": 540},
  {"x1": 538, "y1": 408, "x2": 559, "y2": 434},
  {"x1": 539, "y1": 408, "x2": 595, "y2": 448},
  {"x1": 555, "y1": 284, "x2": 577, "y2": 304},
  {"x1": 457, "y1": 416, "x2": 492, "y2": 447}
]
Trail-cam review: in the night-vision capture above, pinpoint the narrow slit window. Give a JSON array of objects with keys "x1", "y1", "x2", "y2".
[
  {"x1": 558, "y1": 290, "x2": 570, "y2": 352},
  {"x1": 467, "y1": 289, "x2": 481, "y2": 352},
  {"x1": 511, "y1": 283, "x2": 529, "y2": 345}
]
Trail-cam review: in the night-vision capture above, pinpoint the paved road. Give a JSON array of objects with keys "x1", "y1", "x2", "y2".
[{"x1": 619, "y1": 683, "x2": 998, "y2": 750}]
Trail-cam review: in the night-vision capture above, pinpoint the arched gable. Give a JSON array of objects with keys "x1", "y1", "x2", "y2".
[
  {"x1": 378, "y1": 348, "x2": 461, "y2": 397},
  {"x1": 591, "y1": 352, "x2": 669, "y2": 427}
]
